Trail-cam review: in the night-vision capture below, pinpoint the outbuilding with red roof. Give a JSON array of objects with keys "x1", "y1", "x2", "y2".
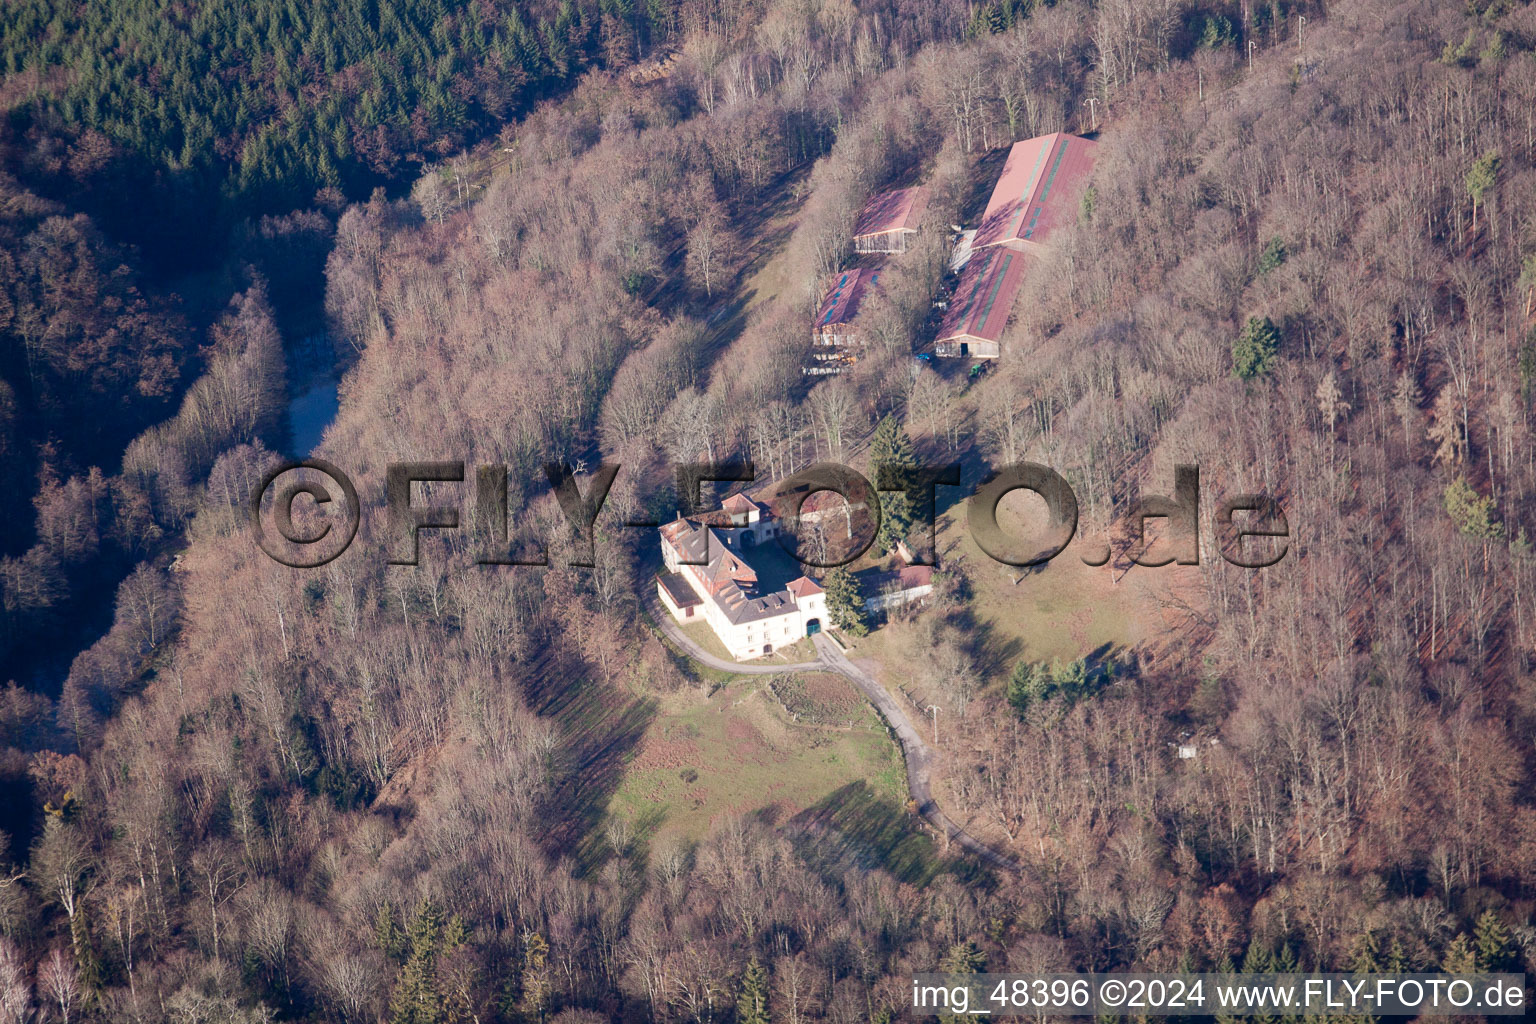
[
  {"x1": 812, "y1": 267, "x2": 882, "y2": 348},
  {"x1": 853, "y1": 186, "x2": 930, "y2": 254}
]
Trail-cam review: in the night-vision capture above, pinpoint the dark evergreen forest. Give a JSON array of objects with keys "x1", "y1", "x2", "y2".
[{"x1": 0, "y1": 0, "x2": 636, "y2": 268}]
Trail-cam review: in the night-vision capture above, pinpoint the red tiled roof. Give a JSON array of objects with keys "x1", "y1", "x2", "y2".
[
  {"x1": 862, "y1": 563, "x2": 934, "y2": 594},
  {"x1": 814, "y1": 268, "x2": 881, "y2": 330},
  {"x1": 973, "y1": 133, "x2": 1097, "y2": 251},
  {"x1": 721, "y1": 493, "x2": 759, "y2": 514},
  {"x1": 800, "y1": 490, "x2": 867, "y2": 514},
  {"x1": 707, "y1": 549, "x2": 756, "y2": 590},
  {"x1": 853, "y1": 186, "x2": 930, "y2": 238},
  {"x1": 660, "y1": 517, "x2": 694, "y2": 546},
  {"x1": 786, "y1": 575, "x2": 824, "y2": 598},
  {"x1": 935, "y1": 247, "x2": 1029, "y2": 345}
]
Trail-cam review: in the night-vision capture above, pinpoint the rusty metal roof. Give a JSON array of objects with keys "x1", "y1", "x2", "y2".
[
  {"x1": 935, "y1": 247, "x2": 1028, "y2": 344},
  {"x1": 973, "y1": 133, "x2": 1097, "y2": 251},
  {"x1": 853, "y1": 186, "x2": 930, "y2": 238},
  {"x1": 814, "y1": 267, "x2": 881, "y2": 329}
]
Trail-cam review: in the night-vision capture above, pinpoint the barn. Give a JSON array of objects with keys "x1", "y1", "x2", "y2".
[
  {"x1": 928, "y1": 131, "x2": 1096, "y2": 359},
  {"x1": 932, "y1": 246, "x2": 1028, "y2": 359},
  {"x1": 812, "y1": 267, "x2": 881, "y2": 348},
  {"x1": 972, "y1": 132, "x2": 1098, "y2": 254},
  {"x1": 852, "y1": 186, "x2": 930, "y2": 254}
]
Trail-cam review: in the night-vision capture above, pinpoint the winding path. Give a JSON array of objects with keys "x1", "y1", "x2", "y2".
[{"x1": 646, "y1": 592, "x2": 1020, "y2": 873}]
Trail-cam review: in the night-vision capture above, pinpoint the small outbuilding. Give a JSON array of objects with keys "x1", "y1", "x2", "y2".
[
  {"x1": 853, "y1": 186, "x2": 930, "y2": 254},
  {"x1": 861, "y1": 563, "x2": 935, "y2": 613},
  {"x1": 812, "y1": 267, "x2": 881, "y2": 348}
]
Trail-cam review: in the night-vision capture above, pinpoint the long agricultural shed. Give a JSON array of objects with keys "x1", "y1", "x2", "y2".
[{"x1": 934, "y1": 132, "x2": 1097, "y2": 358}]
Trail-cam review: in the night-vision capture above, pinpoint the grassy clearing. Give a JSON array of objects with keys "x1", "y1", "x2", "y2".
[
  {"x1": 646, "y1": 614, "x2": 736, "y2": 687},
  {"x1": 768, "y1": 672, "x2": 872, "y2": 726},
  {"x1": 677, "y1": 618, "x2": 736, "y2": 661},
  {"x1": 851, "y1": 491, "x2": 1197, "y2": 700},
  {"x1": 952, "y1": 491, "x2": 1198, "y2": 664},
  {"x1": 606, "y1": 676, "x2": 906, "y2": 854},
  {"x1": 738, "y1": 198, "x2": 806, "y2": 314}
]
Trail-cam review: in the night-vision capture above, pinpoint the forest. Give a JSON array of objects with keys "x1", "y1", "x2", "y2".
[
  {"x1": 3, "y1": 0, "x2": 616, "y2": 266},
  {"x1": 5, "y1": 0, "x2": 1536, "y2": 1019}
]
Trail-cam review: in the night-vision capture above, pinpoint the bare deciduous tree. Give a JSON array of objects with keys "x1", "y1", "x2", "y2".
[{"x1": 36, "y1": 950, "x2": 77, "y2": 1024}]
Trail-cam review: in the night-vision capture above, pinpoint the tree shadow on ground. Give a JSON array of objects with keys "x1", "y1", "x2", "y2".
[
  {"x1": 1081, "y1": 641, "x2": 1126, "y2": 680},
  {"x1": 522, "y1": 646, "x2": 657, "y2": 875},
  {"x1": 696, "y1": 290, "x2": 755, "y2": 367},
  {"x1": 934, "y1": 539, "x2": 1024, "y2": 681},
  {"x1": 781, "y1": 781, "x2": 987, "y2": 888},
  {"x1": 962, "y1": 148, "x2": 1011, "y2": 222}
]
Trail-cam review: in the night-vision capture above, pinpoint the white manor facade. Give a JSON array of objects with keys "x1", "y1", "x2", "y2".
[{"x1": 656, "y1": 493, "x2": 828, "y2": 661}]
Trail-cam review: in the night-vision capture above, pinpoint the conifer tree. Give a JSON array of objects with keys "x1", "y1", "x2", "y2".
[
  {"x1": 520, "y1": 931, "x2": 550, "y2": 1022},
  {"x1": 1232, "y1": 317, "x2": 1280, "y2": 381},
  {"x1": 1445, "y1": 479, "x2": 1502, "y2": 541},
  {"x1": 1445, "y1": 479, "x2": 1503, "y2": 571},
  {"x1": 821, "y1": 567, "x2": 868, "y2": 636},
  {"x1": 1256, "y1": 236, "x2": 1288, "y2": 275},
  {"x1": 388, "y1": 898, "x2": 445, "y2": 1024},
  {"x1": 1466, "y1": 151, "x2": 1500, "y2": 233},
  {"x1": 1346, "y1": 930, "x2": 1379, "y2": 973},
  {"x1": 869, "y1": 415, "x2": 916, "y2": 554},
  {"x1": 1474, "y1": 910, "x2": 1511, "y2": 972},
  {"x1": 1519, "y1": 330, "x2": 1536, "y2": 401},
  {"x1": 1340, "y1": 933, "x2": 1380, "y2": 1024},
  {"x1": 737, "y1": 957, "x2": 769, "y2": 1024},
  {"x1": 69, "y1": 908, "x2": 103, "y2": 995},
  {"x1": 1213, "y1": 956, "x2": 1240, "y2": 1024},
  {"x1": 937, "y1": 943, "x2": 986, "y2": 1024},
  {"x1": 1240, "y1": 941, "x2": 1277, "y2": 1024},
  {"x1": 939, "y1": 941, "x2": 986, "y2": 973},
  {"x1": 1273, "y1": 945, "x2": 1301, "y2": 1024},
  {"x1": 1007, "y1": 661, "x2": 1045, "y2": 717},
  {"x1": 376, "y1": 901, "x2": 407, "y2": 963},
  {"x1": 1441, "y1": 934, "x2": 1477, "y2": 974},
  {"x1": 444, "y1": 914, "x2": 470, "y2": 952},
  {"x1": 1049, "y1": 658, "x2": 1088, "y2": 699}
]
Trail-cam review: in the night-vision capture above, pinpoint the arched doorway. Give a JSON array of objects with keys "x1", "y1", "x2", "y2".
[
  {"x1": 806, "y1": 618, "x2": 822, "y2": 636},
  {"x1": 763, "y1": 644, "x2": 773, "y2": 655}
]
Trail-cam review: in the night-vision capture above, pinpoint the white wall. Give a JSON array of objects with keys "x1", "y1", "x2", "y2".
[{"x1": 864, "y1": 584, "x2": 933, "y2": 613}]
